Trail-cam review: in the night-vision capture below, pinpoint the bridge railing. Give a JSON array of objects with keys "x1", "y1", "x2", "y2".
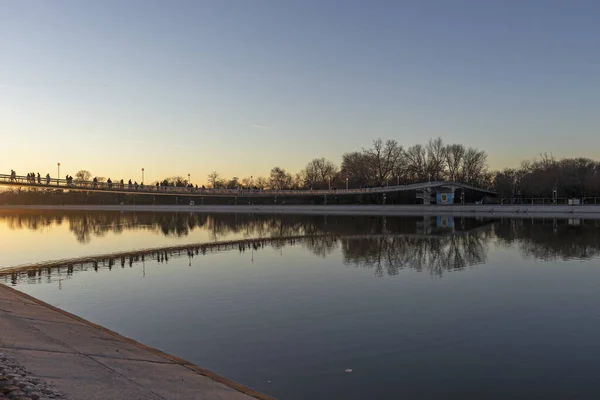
[
  {"x1": 0, "y1": 173, "x2": 496, "y2": 197},
  {"x1": 499, "y1": 197, "x2": 600, "y2": 205}
]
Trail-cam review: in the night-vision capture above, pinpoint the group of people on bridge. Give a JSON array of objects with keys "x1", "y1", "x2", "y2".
[{"x1": 13, "y1": 171, "x2": 52, "y2": 185}]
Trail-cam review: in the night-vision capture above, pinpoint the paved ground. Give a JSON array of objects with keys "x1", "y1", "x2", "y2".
[{"x1": 0, "y1": 284, "x2": 273, "y2": 400}]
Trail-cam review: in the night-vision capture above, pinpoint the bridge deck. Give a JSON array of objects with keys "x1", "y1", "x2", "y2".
[{"x1": 0, "y1": 173, "x2": 497, "y2": 197}]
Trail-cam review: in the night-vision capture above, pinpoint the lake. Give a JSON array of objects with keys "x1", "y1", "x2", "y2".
[{"x1": 2, "y1": 210, "x2": 600, "y2": 399}]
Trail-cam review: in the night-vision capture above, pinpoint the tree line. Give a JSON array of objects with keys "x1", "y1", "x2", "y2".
[
  {"x1": 494, "y1": 153, "x2": 600, "y2": 198},
  {"x1": 44, "y1": 137, "x2": 600, "y2": 199},
  {"x1": 200, "y1": 138, "x2": 600, "y2": 199},
  {"x1": 205, "y1": 138, "x2": 490, "y2": 192}
]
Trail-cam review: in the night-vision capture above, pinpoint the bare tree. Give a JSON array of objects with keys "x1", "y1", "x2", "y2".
[
  {"x1": 364, "y1": 139, "x2": 404, "y2": 186},
  {"x1": 341, "y1": 151, "x2": 376, "y2": 187},
  {"x1": 444, "y1": 144, "x2": 465, "y2": 181},
  {"x1": 207, "y1": 171, "x2": 224, "y2": 188},
  {"x1": 462, "y1": 147, "x2": 488, "y2": 185},
  {"x1": 75, "y1": 170, "x2": 92, "y2": 183},
  {"x1": 301, "y1": 158, "x2": 339, "y2": 189},
  {"x1": 255, "y1": 176, "x2": 268, "y2": 190},
  {"x1": 226, "y1": 177, "x2": 240, "y2": 189},
  {"x1": 269, "y1": 167, "x2": 293, "y2": 190},
  {"x1": 241, "y1": 177, "x2": 253, "y2": 188},
  {"x1": 425, "y1": 137, "x2": 447, "y2": 181},
  {"x1": 404, "y1": 144, "x2": 428, "y2": 182},
  {"x1": 292, "y1": 173, "x2": 306, "y2": 189}
]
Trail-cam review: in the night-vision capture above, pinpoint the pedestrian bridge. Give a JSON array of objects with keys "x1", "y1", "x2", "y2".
[{"x1": 0, "y1": 172, "x2": 496, "y2": 199}]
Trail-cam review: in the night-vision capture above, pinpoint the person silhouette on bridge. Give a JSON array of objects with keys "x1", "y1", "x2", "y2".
[
  {"x1": 120, "y1": 179, "x2": 124, "y2": 189},
  {"x1": 128, "y1": 179, "x2": 132, "y2": 190},
  {"x1": 93, "y1": 177, "x2": 98, "y2": 188},
  {"x1": 107, "y1": 178, "x2": 112, "y2": 189},
  {"x1": 134, "y1": 181, "x2": 139, "y2": 190},
  {"x1": 45, "y1": 173, "x2": 51, "y2": 185},
  {"x1": 37, "y1": 173, "x2": 41, "y2": 184}
]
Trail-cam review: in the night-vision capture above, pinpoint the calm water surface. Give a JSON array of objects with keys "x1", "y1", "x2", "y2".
[{"x1": 2, "y1": 211, "x2": 600, "y2": 399}]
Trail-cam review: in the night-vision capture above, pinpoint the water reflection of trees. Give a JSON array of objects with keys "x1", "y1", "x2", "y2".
[
  {"x1": 0, "y1": 211, "x2": 479, "y2": 243},
  {"x1": 3, "y1": 211, "x2": 600, "y2": 263},
  {"x1": 494, "y1": 218, "x2": 600, "y2": 260},
  {"x1": 2, "y1": 230, "x2": 494, "y2": 287},
  {"x1": 342, "y1": 230, "x2": 490, "y2": 277}
]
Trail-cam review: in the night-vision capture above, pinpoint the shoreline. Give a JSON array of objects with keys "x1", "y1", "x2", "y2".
[
  {"x1": 0, "y1": 283, "x2": 274, "y2": 400},
  {"x1": 2, "y1": 204, "x2": 600, "y2": 218}
]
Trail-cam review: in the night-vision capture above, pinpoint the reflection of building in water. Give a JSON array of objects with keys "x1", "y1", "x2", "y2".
[
  {"x1": 568, "y1": 219, "x2": 581, "y2": 226},
  {"x1": 437, "y1": 216, "x2": 454, "y2": 229},
  {"x1": 415, "y1": 216, "x2": 456, "y2": 235}
]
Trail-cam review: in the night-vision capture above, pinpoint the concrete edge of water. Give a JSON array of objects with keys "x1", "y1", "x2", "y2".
[
  {"x1": 0, "y1": 283, "x2": 276, "y2": 400},
  {"x1": 2, "y1": 204, "x2": 600, "y2": 218}
]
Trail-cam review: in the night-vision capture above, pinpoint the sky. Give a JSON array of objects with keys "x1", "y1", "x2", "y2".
[{"x1": 1, "y1": 0, "x2": 599, "y2": 184}]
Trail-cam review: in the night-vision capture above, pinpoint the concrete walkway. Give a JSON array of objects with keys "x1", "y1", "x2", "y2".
[{"x1": 0, "y1": 284, "x2": 273, "y2": 400}]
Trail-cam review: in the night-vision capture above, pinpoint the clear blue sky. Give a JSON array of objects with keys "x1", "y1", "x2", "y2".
[{"x1": 1, "y1": 0, "x2": 599, "y2": 183}]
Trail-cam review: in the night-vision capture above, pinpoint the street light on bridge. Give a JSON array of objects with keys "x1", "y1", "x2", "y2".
[
  {"x1": 57, "y1": 162, "x2": 60, "y2": 186},
  {"x1": 142, "y1": 168, "x2": 144, "y2": 183},
  {"x1": 188, "y1": 173, "x2": 191, "y2": 185}
]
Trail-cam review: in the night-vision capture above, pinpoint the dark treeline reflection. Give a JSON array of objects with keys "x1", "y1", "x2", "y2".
[
  {"x1": 0, "y1": 211, "x2": 484, "y2": 243},
  {"x1": 494, "y1": 218, "x2": 600, "y2": 261},
  {"x1": 342, "y1": 230, "x2": 490, "y2": 277},
  {"x1": 1, "y1": 211, "x2": 599, "y2": 266}
]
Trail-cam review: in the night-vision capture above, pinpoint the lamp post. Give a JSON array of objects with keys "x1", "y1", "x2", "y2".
[
  {"x1": 346, "y1": 176, "x2": 349, "y2": 190},
  {"x1": 397, "y1": 176, "x2": 400, "y2": 186},
  {"x1": 188, "y1": 173, "x2": 190, "y2": 185},
  {"x1": 142, "y1": 168, "x2": 144, "y2": 184},
  {"x1": 57, "y1": 162, "x2": 60, "y2": 186},
  {"x1": 328, "y1": 177, "x2": 331, "y2": 190}
]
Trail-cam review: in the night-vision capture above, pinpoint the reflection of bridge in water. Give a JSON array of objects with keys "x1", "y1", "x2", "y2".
[
  {"x1": 1, "y1": 224, "x2": 493, "y2": 282},
  {"x1": 0, "y1": 173, "x2": 496, "y2": 202}
]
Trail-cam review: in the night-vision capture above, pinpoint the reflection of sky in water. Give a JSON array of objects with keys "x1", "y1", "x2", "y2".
[
  {"x1": 8, "y1": 235, "x2": 600, "y2": 400},
  {"x1": 0, "y1": 212, "x2": 263, "y2": 267}
]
